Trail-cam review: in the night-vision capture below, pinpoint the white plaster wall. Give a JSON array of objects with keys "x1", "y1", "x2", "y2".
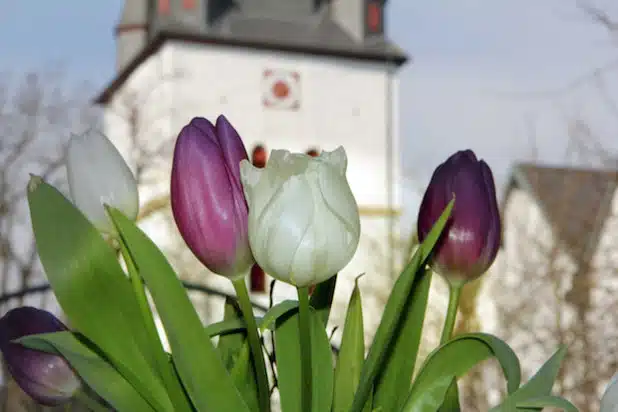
[
  {"x1": 484, "y1": 188, "x2": 578, "y2": 383},
  {"x1": 102, "y1": 40, "x2": 403, "y2": 346}
]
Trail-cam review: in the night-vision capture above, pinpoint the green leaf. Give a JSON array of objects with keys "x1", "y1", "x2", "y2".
[
  {"x1": 516, "y1": 396, "x2": 578, "y2": 412},
  {"x1": 215, "y1": 299, "x2": 260, "y2": 412},
  {"x1": 372, "y1": 268, "x2": 433, "y2": 412},
  {"x1": 402, "y1": 375, "x2": 454, "y2": 412},
  {"x1": 402, "y1": 333, "x2": 521, "y2": 412},
  {"x1": 310, "y1": 275, "x2": 337, "y2": 327},
  {"x1": 107, "y1": 208, "x2": 249, "y2": 412},
  {"x1": 205, "y1": 298, "x2": 299, "y2": 337},
  {"x1": 275, "y1": 308, "x2": 334, "y2": 412},
  {"x1": 217, "y1": 299, "x2": 247, "y2": 369},
  {"x1": 438, "y1": 380, "x2": 460, "y2": 412},
  {"x1": 349, "y1": 199, "x2": 454, "y2": 412},
  {"x1": 18, "y1": 331, "x2": 155, "y2": 412},
  {"x1": 206, "y1": 318, "x2": 247, "y2": 337},
  {"x1": 490, "y1": 346, "x2": 568, "y2": 412},
  {"x1": 332, "y1": 277, "x2": 366, "y2": 412},
  {"x1": 260, "y1": 300, "x2": 298, "y2": 332},
  {"x1": 229, "y1": 341, "x2": 260, "y2": 412},
  {"x1": 27, "y1": 178, "x2": 172, "y2": 411}
]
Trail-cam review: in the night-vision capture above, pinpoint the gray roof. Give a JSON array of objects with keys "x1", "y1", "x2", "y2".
[
  {"x1": 155, "y1": 9, "x2": 407, "y2": 59},
  {"x1": 221, "y1": 13, "x2": 403, "y2": 54},
  {"x1": 98, "y1": 0, "x2": 408, "y2": 103},
  {"x1": 504, "y1": 163, "x2": 618, "y2": 265}
]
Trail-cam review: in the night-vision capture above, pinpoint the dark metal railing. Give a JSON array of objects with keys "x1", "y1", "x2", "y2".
[{"x1": 0, "y1": 280, "x2": 270, "y2": 312}]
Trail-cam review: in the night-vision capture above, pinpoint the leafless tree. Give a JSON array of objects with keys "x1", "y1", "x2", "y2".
[
  {"x1": 0, "y1": 66, "x2": 190, "y2": 411},
  {"x1": 0, "y1": 69, "x2": 100, "y2": 411},
  {"x1": 0, "y1": 69, "x2": 98, "y2": 308}
]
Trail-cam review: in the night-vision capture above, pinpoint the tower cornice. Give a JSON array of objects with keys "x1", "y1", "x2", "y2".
[{"x1": 95, "y1": 29, "x2": 409, "y2": 105}]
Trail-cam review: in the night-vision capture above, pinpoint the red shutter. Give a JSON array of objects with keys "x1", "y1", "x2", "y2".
[
  {"x1": 367, "y1": 1, "x2": 381, "y2": 33},
  {"x1": 249, "y1": 145, "x2": 268, "y2": 293},
  {"x1": 159, "y1": 0, "x2": 170, "y2": 14},
  {"x1": 250, "y1": 264, "x2": 266, "y2": 293}
]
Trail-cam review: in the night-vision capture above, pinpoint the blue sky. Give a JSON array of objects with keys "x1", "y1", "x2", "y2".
[{"x1": 2, "y1": 1, "x2": 618, "y2": 211}]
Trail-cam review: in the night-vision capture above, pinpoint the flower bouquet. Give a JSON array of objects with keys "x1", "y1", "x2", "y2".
[{"x1": 0, "y1": 115, "x2": 583, "y2": 411}]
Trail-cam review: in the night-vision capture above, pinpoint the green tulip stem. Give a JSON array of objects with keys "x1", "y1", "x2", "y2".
[
  {"x1": 117, "y1": 238, "x2": 189, "y2": 410},
  {"x1": 297, "y1": 285, "x2": 313, "y2": 412},
  {"x1": 74, "y1": 390, "x2": 108, "y2": 412},
  {"x1": 233, "y1": 278, "x2": 271, "y2": 412},
  {"x1": 440, "y1": 281, "x2": 463, "y2": 345},
  {"x1": 438, "y1": 280, "x2": 464, "y2": 411}
]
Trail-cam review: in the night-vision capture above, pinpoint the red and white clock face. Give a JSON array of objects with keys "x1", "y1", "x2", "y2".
[{"x1": 262, "y1": 69, "x2": 301, "y2": 110}]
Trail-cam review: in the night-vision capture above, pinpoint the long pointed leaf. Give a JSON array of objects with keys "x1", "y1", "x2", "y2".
[
  {"x1": 27, "y1": 178, "x2": 172, "y2": 411},
  {"x1": 108, "y1": 208, "x2": 249, "y2": 412},
  {"x1": 402, "y1": 333, "x2": 521, "y2": 412},
  {"x1": 275, "y1": 308, "x2": 334, "y2": 412},
  {"x1": 349, "y1": 199, "x2": 454, "y2": 412},
  {"x1": 216, "y1": 299, "x2": 260, "y2": 412},
  {"x1": 18, "y1": 331, "x2": 155, "y2": 412},
  {"x1": 372, "y1": 268, "x2": 433, "y2": 412},
  {"x1": 332, "y1": 278, "x2": 366, "y2": 412},
  {"x1": 490, "y1": 346, "x2": 568, "y2": 412},
  {"x1": 516, "y1": 395, "x2": 578, "y2": 412},
  {"x1": 310, "y1": 275, "x2": 337, "y2": 327},
  {"x1": 260, "y1": 300, "x2": 298, "y2": 332}
]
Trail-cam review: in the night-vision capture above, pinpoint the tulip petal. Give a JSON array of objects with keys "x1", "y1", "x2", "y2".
[
  {"x1": 243, "y1": 147, "x2": 360, "y2": 287},
  {"x1": 251, "y1": 174, "x2": 315, "y2": 285},
  {"x1": 188, "y1": 117, "x2": 217, "y2": 139},
  {"x1": 67, "y1": 130, "x2": 138, "y2": 233},
  {"x1": 417, "y1": 162, "x2": 452, "y2": 241},
  {"x1": 240, "y1": 159, "x2": 277, "y2": 219},
  {"x1": 171, "y1": 124, "x2": 251, "y2": 277},
  {"x1": 215, "y1": 115, "x2": 249, "y2": 192},
  {"x1": 320, "y1": 146, "x2": 348, "y2": 175},
  {"x1": 317, "y1": 158, "x2": 361, "y2": 275},
  {"x1": 0, "y1": 308, "x2": 80, "y2": 406},
  {"x1": 417, "y1": 149, "x2": 501, "y2": 282},
  {"x1": 479, "y1": 160, "x2": 501, "y2": 267},
  {"x1": 436, "y1": 161, "x2": 489, "y2": 275}
]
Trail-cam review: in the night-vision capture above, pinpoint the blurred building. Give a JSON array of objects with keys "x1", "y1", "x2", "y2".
[{"x1": 94, "y1": 0, "x2": 408, "y2": 343}]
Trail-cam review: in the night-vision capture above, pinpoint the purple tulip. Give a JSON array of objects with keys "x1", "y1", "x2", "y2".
[
  {"x1": 417, "y1": 150, "x2": 501, "y2": 283},
  {"x1": 0, "y1": 307, "x2": 80, "y2": 406},
  {"x1": 171, "y1": 115, "x2": 254, "y2": 278}
]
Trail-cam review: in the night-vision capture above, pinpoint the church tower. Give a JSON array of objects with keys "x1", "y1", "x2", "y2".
[{"x1": 96, "y1": 0, "x2": 408, "y2": 331}]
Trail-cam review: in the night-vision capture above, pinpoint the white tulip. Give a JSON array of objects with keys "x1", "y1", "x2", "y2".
[
  {"x1": 240, "y1": 146, "x2": 361, "y2": 287},
  {"x1": 601, "y1": 374, "x2": 618, "y2": 412},
  {"x1": 67, "y1": 130, "x2": 139, "y2": 233}
]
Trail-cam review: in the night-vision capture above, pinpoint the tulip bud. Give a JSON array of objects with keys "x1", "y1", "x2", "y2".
[
  {"x1": 67, "y1": 129, "x2": 139, "y2": 233},
  {"x1": 417, "y1": 150, "x2": 501, "y2": 284},
  {"x1": 171, "y1": 115, "x2": 254, "y2": 278},
  {"x1": 0, "y1": 307, "x2": 80, "y2": 406},
  {"x1": 240, "y1": 146, "x2": 361, "y2": 287},
  {"x1": 601, "y1": 374, "x2": 618, "y2": 412}
]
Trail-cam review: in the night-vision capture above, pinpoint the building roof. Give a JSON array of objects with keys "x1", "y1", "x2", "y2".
[
  {"x1": 504, "y1": 163, "x2": 618, "y2": 264},
  {"x1": 95, "y1": 0, "x2": 409, "y2": 104}
]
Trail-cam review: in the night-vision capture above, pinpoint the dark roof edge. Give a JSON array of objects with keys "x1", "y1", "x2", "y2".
[
  {"x1": 94, "y1": 33, "x2": 166, "y2": 105},
  {"x1": 500, "y1": 162, "x2": 618, "y2": 254},
  {"x1": 94, "y1": 30, "x2": 410, "y2": 105}
]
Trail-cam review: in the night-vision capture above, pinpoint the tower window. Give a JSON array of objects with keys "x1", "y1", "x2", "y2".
[
  {"x1": 249, "y1": 144, "x2": 268, "y2": 293},
  {"x1": 306, "y1": 148, "x2": 320, "y2": 157},
  {"x1": 250, "y1": 264, "x2": 266, "y2": 293},
  {"x1": 366, "y1": 1, "x2": 382, "y2": 34},
  {"x1": 159, "y1": 0, "x2": 170, "y2": 14},
  {"x1": 252, "y1": 144, "x2": 268, "y2": 168}
]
